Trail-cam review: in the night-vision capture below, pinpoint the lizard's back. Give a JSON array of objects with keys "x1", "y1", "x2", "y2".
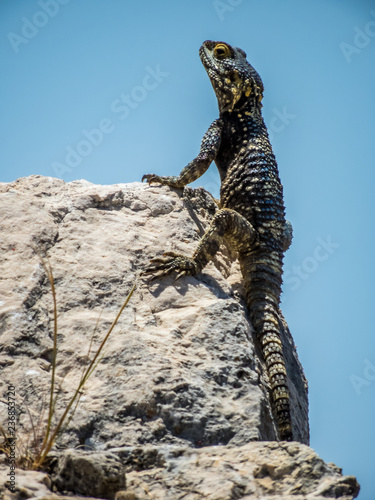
[{"x1": 217, "y1": 110, "x2": 286, "y2": 253}]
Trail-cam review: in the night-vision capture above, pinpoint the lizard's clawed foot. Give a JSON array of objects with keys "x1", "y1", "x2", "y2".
[
  {"x1": 142, "y1": 174, "x2": 164, "y2": 185},
  {"x1": 143, "y1": 252, "x2": 199, "y2": 282}
]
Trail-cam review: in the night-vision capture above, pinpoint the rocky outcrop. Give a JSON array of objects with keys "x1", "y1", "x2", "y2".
[
  {"x1": 0, "y1": 176, "x2": 359, "y2": 499},
  {"x1": 0, "y1": 443, "x2": 359, "y2": 499}
]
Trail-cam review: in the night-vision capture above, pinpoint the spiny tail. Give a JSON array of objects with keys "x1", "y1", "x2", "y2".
[{"x1": 240, "y1": 249, "x2": 293, "y2": 441}]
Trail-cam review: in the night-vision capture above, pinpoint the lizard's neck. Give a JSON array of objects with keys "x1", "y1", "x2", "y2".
[{"x1": 221, "y1": 99, "x2": 266, "y2": 130}]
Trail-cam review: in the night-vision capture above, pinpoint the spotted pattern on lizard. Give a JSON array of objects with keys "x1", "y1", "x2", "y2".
[{"x1": 142, "y1": 40, "x2": 294, "y2": 441}]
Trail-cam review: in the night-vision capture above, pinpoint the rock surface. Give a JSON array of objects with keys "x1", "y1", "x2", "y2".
[
  {"x1": 121, "y1": 442, "x2": 359, "y2": 500},
  {"x1": 51, "y1": 450, "x2": 125, "y2": 499},
  {"x1": 0, "y1": 176, "x2": 358, "y2": 499},
  {"x1": 0, "y1": 443, "x2": 360, "y2": 500}
]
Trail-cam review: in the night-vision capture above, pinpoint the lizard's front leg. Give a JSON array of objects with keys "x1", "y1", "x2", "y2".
[
  {"x1": 144, "y1": 208, "x2": 259, "y2": 281},
  {"x1": 142, "y1": 119, "x2": 222, "y2": 188}
]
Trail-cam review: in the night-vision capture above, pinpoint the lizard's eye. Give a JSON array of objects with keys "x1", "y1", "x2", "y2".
[{"x1": 214, "y1": 43, "x2": 231, "y2": 59}]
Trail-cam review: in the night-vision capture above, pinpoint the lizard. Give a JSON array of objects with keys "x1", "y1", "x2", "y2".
[{"x1": 142, "y1": 40, "x2": 294, "y2": 441}]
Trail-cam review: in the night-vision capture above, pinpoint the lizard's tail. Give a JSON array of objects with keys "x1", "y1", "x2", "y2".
[{"x1": 240, "y1": 250, "x2": 293, "y2": 441}]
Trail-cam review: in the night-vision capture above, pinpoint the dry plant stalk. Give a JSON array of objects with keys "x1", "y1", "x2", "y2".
[{"x1": 10, "y1": 251, "x2": 136, "y2": 470}]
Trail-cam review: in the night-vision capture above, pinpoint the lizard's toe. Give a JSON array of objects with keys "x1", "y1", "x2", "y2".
[
  {"x1": 142, "y1": 253, "x2": 198, "y2": 282},
  {"x1": 142, "y1": 174, "x2": 162, "y2": 185}
]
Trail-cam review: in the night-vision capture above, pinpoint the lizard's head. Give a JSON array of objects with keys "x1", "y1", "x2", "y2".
[{"x1": 199, "y1": 40, "x2": 264, "y2": 114}]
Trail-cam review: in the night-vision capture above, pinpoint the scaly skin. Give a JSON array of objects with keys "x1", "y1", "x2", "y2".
[{"x1": 142, "y1": 40, "x2": 294, "y2": 441}]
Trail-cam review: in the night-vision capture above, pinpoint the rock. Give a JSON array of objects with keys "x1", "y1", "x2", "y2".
[
  {"x1": 118, "y1": 442, "x2": 359, "y2": 500},
  {"x1": 0, "y1": 464, "x2": 52, "y2": 499},
  {"x1": 50, "y1": 450, "x2": 125, "y2": 499},
  {"x1": 0, "y1": 443, "x2": 360, "y2": 500},
  {"x1": 0, "y1": 176, "x2": 358, "y2": 498}
]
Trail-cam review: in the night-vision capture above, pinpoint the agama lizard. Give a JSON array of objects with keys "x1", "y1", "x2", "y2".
[{"x1": 142, "y1": 40, "x2": 294, "y2": 441}]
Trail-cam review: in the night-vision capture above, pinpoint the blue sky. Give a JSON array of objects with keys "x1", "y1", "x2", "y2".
[{"x1": 1, "y1": 0, "x2": 375, "y2": 497}]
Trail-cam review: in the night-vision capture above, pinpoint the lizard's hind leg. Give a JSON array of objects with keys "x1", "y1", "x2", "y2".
[{"x1": 144, "y1": 208, "x2": 258, "y2": 281}]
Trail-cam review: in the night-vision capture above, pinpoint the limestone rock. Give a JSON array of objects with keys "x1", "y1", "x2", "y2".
[
  {"x1": 0, "y1": 442, "x2": 360, "y2": 500},
  {"x1": 0, "y1": 464, "x2": 52, "y2": 499},
  {"x1": 118, "y1": 442, "x2": 359, "y2": 500},
  {"x1": 50, "y1": 450, "x2": 125, "y2": 499},
  {"x1": 0, "y1": 463, "x2": 101, "y2": 499},
  {"x1": 0, "y1": 176, "x2": 358, "y2": 498}
]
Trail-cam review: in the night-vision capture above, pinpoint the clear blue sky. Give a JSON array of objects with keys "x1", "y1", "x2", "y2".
[{"x1": 1, "y1": 1, "x2": 374, "y2": 497}]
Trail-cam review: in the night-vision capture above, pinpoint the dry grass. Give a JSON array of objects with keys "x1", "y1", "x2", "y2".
[{"x1": 1, "y1": 251, "x2": 136, "y2": 470}]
